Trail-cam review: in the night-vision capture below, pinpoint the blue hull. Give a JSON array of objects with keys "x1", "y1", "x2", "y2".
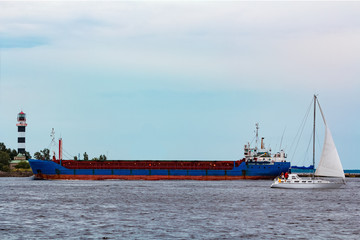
[{"x1": 28, "y1": 159, "x2": 290, "y2": 180}]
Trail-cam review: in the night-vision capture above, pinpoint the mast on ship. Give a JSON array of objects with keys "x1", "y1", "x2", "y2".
[
  {"x1": 50, "y1": 128, "x2": 63, "y2": 164},
  {"x1": 255, "y1": 123, "x2": 259, "y2": 152},
  {"x1": 312, "y1": 95, "x2": 316, "y2": 178},
  {"x1": 50, "y1": 128, "x2": 56, "y2": 160}
]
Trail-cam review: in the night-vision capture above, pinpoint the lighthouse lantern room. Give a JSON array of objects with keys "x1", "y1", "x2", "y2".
[{"x1": 16, "y1": 111, "x2": 27, "y2": 154}]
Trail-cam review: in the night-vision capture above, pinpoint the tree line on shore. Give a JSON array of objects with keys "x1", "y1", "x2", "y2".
[
  {"x1": 78, "y1": 152, "x2": 107, "y2": 161},
  {"x1": 34, "y1": 148, "x2": 107, "y2": 161},
  {"x1": 0, "y1": 142, "x2": 108, "y2": 172},
  {"x1": 0, "y1": 142, "x2": 31, "y2": 172}
]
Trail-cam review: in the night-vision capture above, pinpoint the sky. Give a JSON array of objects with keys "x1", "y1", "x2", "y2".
[{"x1": 0, "y1": 1, "x2": 359, "y2": 169}]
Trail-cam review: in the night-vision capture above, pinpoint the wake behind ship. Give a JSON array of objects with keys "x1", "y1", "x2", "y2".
[{"x1": 29, "y1": 124, "x2": 290, "y2": 180}]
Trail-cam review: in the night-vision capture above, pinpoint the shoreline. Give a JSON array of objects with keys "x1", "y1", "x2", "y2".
[{"x1": 0, "y1": 171, "x2": 33, "y2": 177}]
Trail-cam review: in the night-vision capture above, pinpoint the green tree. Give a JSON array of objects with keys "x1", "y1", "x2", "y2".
[
  {"x1": 40, "y1": 149, "x2": 50, "y2": 160},
  {"x1": 34, "y1": 152, "x2": 43, "y2": 160},
  {"x1": 0, "y1": 142, "x2": 6, "y2": 152},
  {"x1": 24, "y1": 151, "x2": 32, "y2": 160},
  {"x1": 0, "y1": 142, "x2": 31, "y2": 160},
  {"x1": 10, "y1": 149, "x2": 18, "y2": 159},
  {"x1": 0, "y1": 151, "x2": 10, "y2": 172},
  {"x1": 99, "y1": 154, "x2": 107, "y2": 161},
  {"x1": 83, "y1": 152, "x2": 89, "y2": 161},
  {"x1": 33, "y1": 149, "x2": 50, "y2": 160},
  {"x1": 1, "y1": 165, "x2": 10, "y2": 172},
  {"x1": 14, "y1": 161, "x2": 30, "y2": 169}
]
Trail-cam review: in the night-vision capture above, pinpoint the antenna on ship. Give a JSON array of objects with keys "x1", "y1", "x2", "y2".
[
  {"x1": 48, "y1": 128, "x2": 72, "y2": 164},
  {"x1": 50, "y1": 128, "x2": 57, "y2": 160},
  {"x1": 50, "y1": 128, "x2": 55, "y2": 144}
]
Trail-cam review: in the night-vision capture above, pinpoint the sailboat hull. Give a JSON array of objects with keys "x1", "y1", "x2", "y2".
[{"x1": 271, "y1": 182, "x2": 344, "y2": 189}]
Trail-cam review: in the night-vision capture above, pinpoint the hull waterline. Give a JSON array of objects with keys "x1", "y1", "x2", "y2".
[{"x1": 271, "y1": 182, "x2": 344, "y2": 189}]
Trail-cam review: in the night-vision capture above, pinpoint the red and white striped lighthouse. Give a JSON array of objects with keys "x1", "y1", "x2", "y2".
[{"x1": 16, "y1": 111, "x2": 27, "y2": 154}]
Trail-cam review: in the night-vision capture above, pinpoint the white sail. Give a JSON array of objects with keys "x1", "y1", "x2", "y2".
[{"x1": 315, "y1": 126, "x2": 345, "y2": 179}]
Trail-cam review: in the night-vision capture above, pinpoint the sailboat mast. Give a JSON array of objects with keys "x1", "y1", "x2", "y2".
[{"x1": 313, "y1": 95, "x2": 316, "y2": 177}]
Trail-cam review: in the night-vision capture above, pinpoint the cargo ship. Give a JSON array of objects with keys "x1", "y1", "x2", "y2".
[{"x1": 28, "y1": 124, "x2": 290, "y2": 180}]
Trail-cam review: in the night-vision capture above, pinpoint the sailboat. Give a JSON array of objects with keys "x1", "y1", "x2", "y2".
[{"x1": 271, "y1": 95, "x2": 345, "y2": 189}]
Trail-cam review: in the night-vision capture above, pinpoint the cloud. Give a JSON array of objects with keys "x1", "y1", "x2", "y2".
[
  {"x1": 0, "y1": 36, "x2": 48, "y2": 48},
  {"x1": 1, "y1": 1, "x2": 360, "y2": 92}
]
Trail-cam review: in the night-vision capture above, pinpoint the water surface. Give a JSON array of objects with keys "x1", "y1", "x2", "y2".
[{"x1": 1, "y1": 177, "x2": 359, "y2": 239}]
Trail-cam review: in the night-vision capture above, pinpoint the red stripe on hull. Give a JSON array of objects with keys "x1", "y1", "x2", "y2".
[
  {"x1": 34, "y1": 174, "x2": 273, "y2": 180},
  {"x1": 52, "y1": 160, "x2": 241, "y2": 170}
]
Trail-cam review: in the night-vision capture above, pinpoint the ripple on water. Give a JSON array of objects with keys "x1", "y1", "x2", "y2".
[{"x1": 0, "y1": 177, "x2": 359, "y2": 239}]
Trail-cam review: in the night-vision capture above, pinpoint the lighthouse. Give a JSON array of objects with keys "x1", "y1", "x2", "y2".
[{"x1": 16, "y1": 111, "x2": 27, "y2": 154}]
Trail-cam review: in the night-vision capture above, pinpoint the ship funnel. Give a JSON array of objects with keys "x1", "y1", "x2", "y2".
[
  {"x1": 59, "y1": 138, "x2": 63, "y2": 160},
  {"x1": 261, "y1": 137, "x2": 265, "y2": 149},
  {"x1": 280, "y1": 150, "x2": 285, "y2": 159}
]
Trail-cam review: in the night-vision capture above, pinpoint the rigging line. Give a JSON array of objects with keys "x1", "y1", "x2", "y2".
[
  {"x1": 58, "y1": 150, "x2": 73, "y2": 160},
  {"x1": 62, "y1": 148, "x2": 74, "y2": 158},
  {"x1": 288, "y1": 98, "x2": 313, "y2": 162},
  {"x1": 302, "y1": 131, "x2": 313, "y2": 166},
  {"x1": 47, "y1": 141, "x2": 55, "y2": 152},
  {"x1": 288, "y1": 98, "x2": 313, "y2": 154},
  {"x1": 291, "y1": 108, "x2": 311, "y2": 162},
  {"x1": 250, "y1": 135, "x2": 256, "y2": 145},
  {"x1": 60, "y1": 148, "x2": 74, "y2": 159},
  {"x1": 279, "y1": 126, "x2": 286, "y2": 151},
  {"x1": 62, "y1": 153, "x2": 73, "y2": 160},
  {"x1": 52, "y1": 141, "x2": 74, "y2": 159}
]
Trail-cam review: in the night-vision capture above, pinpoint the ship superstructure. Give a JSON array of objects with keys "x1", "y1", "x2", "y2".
[{"x1": 244, "y1": 124, "x2": 287, "y2": 164}]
